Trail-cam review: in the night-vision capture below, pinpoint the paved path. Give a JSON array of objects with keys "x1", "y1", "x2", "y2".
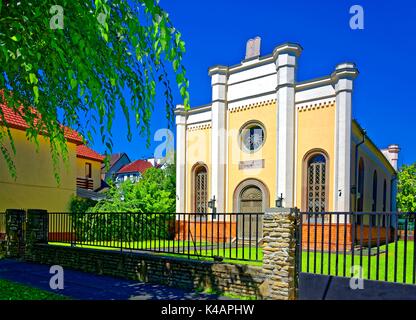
[{"x1": 0, "y1": 259, "x2": 231, "y2": 300}]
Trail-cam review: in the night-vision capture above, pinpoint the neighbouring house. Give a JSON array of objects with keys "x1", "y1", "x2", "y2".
[
  {"x1": 175, "y1": 38, "x2": 399, "y2": 247},
  {"x1": 76, "y1": 144, "x2": 106, "y2": 201},
  {"x1": 115, "y1": 159, "x2": 153, "y2": 184},
  {"x1": 147, "y1": 157, "x2": 169, "y2": 169},
  {"x1": 0, "y1": 104, "x2": 82, "y2": 212},
  {"x1": 0, "y1": 103, "x2": 107, "y2": 210},
  {"x1": 101, "y1": 152, "x2": 131, "y2": 182}
]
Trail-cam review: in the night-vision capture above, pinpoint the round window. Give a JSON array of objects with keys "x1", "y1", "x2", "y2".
[{"x1": 240, "y1": 123, "x2": 265, "y2": 152}]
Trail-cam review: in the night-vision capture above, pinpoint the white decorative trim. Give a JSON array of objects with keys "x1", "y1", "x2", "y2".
[
  {"x1": 187, "y1": 110, "x2": 212, "y2": 125},
  {"x1": 275, "y1": 50, "x2": 298, "y2": 208},
  {"x1": 334, "y1": 78, "x2": 353, "y2": 212},
  {"x1": 297, "y1": 99, "x2": 336, "y2": 112},
  {"x1": 187, "y1": 122, "x2": 212, "y2": 132},
  {"x1": 175, "y1": 110, "x2": 187, "y2": 214},
  {"x1": 294, "y1": 105, "x2": 299, "y2": 207},
  {"x1": 229, "y1": 99, "x2": 276, "y2": 113}
]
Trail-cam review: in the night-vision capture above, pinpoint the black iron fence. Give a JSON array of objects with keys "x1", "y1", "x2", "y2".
[
  {"x1": 47, "y1": 212, "x2": 263, "y2": 262},
  {"x1": 300, "y1": 211, "x2": 416, "y2": 284}
]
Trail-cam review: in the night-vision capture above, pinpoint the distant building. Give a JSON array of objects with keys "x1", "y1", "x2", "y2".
[
  {"x1": 115, "y1": 159, "x2": 153, "y2": 184},
  {"x1": 101, "y1": 152, "x2": 131, "y2": 182},
  {"x1": 147, "y1": 157, "x2": 170, "y2": 169}
]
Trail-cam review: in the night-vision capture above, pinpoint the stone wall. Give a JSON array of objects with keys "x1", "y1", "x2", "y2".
[{"x1": 24, "y1": 244, "x2": 265, "y2": 298}]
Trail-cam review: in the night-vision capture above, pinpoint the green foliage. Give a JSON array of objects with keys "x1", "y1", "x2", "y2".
[
  {"x1": 89, "y1": 166, "x2": 175, "y2": 213},
  {"x1": 69, "y1": 196, "x2": 97, "y2": 214},
  {"x1": 72, "y1": 212, "x2": 175, "y2": 242},
  {"x1": 0, "y1": 1, "x2": 189, "y2": 181},
  {"x1": 397, "y1": 164, "x2": 416, "y2": 212},
  {"x1": 73, "y1": 166, "x2": 176, "y2": 241}
]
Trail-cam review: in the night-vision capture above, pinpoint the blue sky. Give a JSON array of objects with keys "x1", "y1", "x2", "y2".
[{"x1": 92, "y1": 0, "x2": 416, "y2": 167}]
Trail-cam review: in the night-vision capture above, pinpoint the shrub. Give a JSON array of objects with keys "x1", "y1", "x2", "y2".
[
  {"x1": 69, "y1": 196, "x2": 97, "y2": 213},
  {"x1": 73, "y1": 165, "x2": 176, "y2": 241}
]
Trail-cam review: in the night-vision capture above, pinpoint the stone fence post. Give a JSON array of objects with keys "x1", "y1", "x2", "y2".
[
  {"x1": 5, "y1": 209, "x2": 26, "y2": 258},
  {"x1": 261, "y1": 207, "x2": 299, "y2": 300},
  {"x1": 25, "y1": 209, "x2": 48, "y2": 256}
]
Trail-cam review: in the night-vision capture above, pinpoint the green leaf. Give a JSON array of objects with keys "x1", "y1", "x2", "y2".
[
  {"x1": 173, "y1": 59, "x2": 179, "y2": 72},
  {"x1": 10, "y1": 34, "x2": 21, "y2": 42},
  {"x1": 29, "y1": 73, "x2": 38, "y2": 84},
  {"x1": 70, "y1": 78, "x2": 78, "y2": 90},
  {"x1": 179, "y1": 40, "x2": 186, "y2": 53},
  {"x1": 33, "y1": 86, "x2": 39, "y2": 103}
]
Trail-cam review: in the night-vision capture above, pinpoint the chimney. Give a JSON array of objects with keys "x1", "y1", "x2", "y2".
[
  {"x1": 245, "y1": 36, "x2": 261, "y2": 60},
  {"x1": 382, "y1": 144, "x2": 400, "y2": 171}
]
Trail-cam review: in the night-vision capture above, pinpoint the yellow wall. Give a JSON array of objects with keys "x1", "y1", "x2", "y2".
[
  {"x1": 295, "y1": 103, "x2": 336, "y2": 211},
  {"x1": 350, "y1": 123, "x2": 395, "y2": 212},
  {"x1": 227, "y1": 102, "x2": 277, "y2": 212},
  {"x1": 0, "y1": 128, "x2": 77, "y2": 212},
  {"x1": 76, "y1": 157, "x2": 102, "y2": 190},
  {"x1": 185, "y1": 126, "x2": 212, "y2": 212}
]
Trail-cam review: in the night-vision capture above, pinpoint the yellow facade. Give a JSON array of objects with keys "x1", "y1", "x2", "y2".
[
  {"x1": 183, "y1": 101, "x2": 338, "y2": 213},
  {"x1": 350, "y1": 122, "x2": 395, "y2": 213},
  {"x1": 295, "y1": 103, "x2": 336, "y2": 211},
  {"x1": 185, "y1": 126, "x2": 212, "y2": 212},
  {"x1": 227, "y1": 101, "x2": 277, "y2": 211},
  {"x1": 0, "y1": 128, "x2": 77, "y2": 212},
  {"x1": 76, "y1": 157, "x2": 102, "y2": 190}
]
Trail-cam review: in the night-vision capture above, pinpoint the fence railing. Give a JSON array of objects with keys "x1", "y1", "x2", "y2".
[
  {"x1": 76, "y1": 177, "x2": 94, "y2": 190},
  {"x1": 301, "y1": 211, "x2": 416, "y2": 284},
  {"x1": 47, "y1": 212, "x2": 263, "y2": 262}
]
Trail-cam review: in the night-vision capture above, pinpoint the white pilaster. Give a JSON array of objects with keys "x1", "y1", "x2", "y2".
[
  {"x1": 274, "y1": 43, "x2": 302, "y2": 208},
  {"x1": 175, "y1": 105, "x2": 187, "y2": 213},
  {"x1": 208, "y1": 66, "x2": 228, "y2": 213},
  {"x1": 332, "y1": 63, "x2": 359, "y2": 212}
]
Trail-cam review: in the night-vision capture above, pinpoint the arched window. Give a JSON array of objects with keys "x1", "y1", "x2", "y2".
[
  {"x1": 306, "y1": 153, "x2": 327, "y2": 212},
  {"x1": 357, "y1": 158, "x2": 365, "y2": 212},
  {"x1": 194, "y1": 165, "x2": 208, "y2": 213},
  {"x1": 372, "y1": 171, "x2": 378, "y2": 212}
]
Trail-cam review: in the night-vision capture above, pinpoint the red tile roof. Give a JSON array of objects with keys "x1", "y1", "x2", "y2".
[
  {"x1": 76, "y1": 145, "x2": 105, "y2": 162},
  {"x1": 0, "y1": 103, "x2": 83, "y2": 145},
  {"x1": 117, "y1": 160, "x2": 153, "y2": 174}
]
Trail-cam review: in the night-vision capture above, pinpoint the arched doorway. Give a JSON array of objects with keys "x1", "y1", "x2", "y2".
[
  {"x1": 233, "y1": 179, "x2": 269, "y2": 242},
  {"x1": 239, "y1": 186, "x2": 263, "y2": 213}
]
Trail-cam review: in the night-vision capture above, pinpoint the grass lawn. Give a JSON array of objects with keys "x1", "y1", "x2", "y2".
[
  {"x1": 199, "y1": 241, "x2": 416, "y2": 284},
  {"x1": 0, "y1": 279, "x2": 69, "y2": 300},
  {"x1": 302, "y1": 240, "x2": 416, "y2": 284}
]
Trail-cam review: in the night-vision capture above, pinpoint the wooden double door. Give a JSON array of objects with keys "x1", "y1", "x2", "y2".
[{"x1": 237, "y1": 186, "x2": 263, "y2": 242}]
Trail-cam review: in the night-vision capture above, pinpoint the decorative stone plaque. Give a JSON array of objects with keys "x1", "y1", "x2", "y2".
[
  {"x1": 239, "y1": 159, "x2": 265, "y2": 170},
  {"x1": 245, "y1": 37, "x2": 261, "y2": 60}
]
